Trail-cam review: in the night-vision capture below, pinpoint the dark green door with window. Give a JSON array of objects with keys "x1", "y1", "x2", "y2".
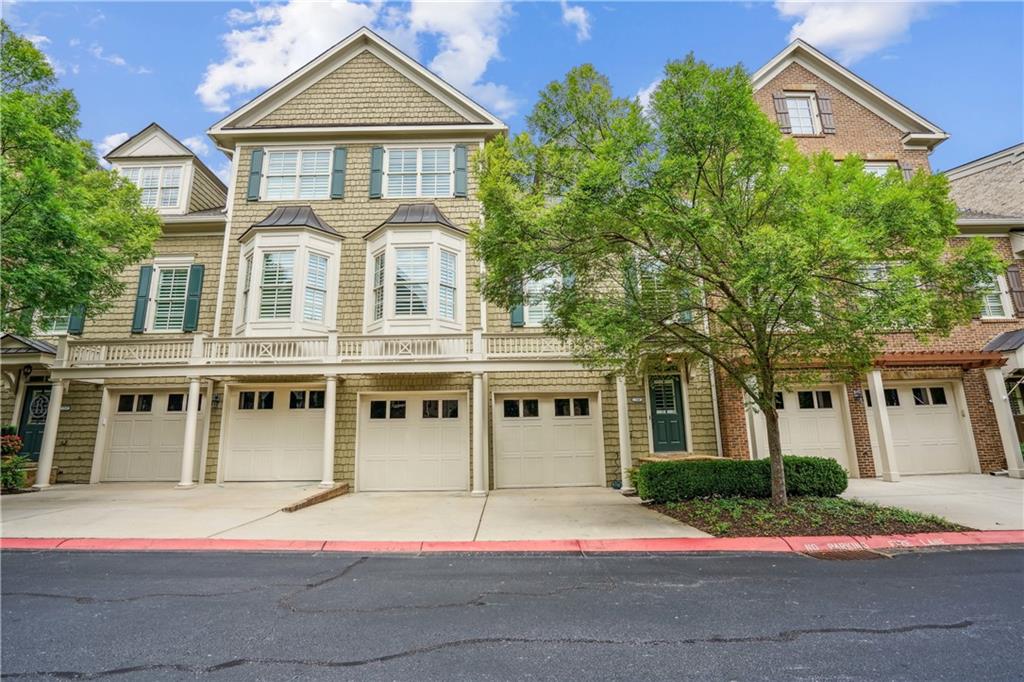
[
  {"x1": 649, "y1": 375, "x2": 685, "y2": 452},
  {"x1": 17, "y1": 385, "x2": 51, "y2": 461}
]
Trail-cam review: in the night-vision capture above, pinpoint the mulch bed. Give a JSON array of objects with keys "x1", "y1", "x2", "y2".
[{"x1": 649, "y1": 496, "x2": 970, "y2": 537}]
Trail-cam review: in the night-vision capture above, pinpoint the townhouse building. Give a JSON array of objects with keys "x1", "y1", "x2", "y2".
[{"x1": 2, "y1": 31, "x2": 1021, "y2": 496}]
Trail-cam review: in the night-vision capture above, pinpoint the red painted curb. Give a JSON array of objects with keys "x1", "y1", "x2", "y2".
[{"x1": 1, "y1": 530, "x2": 1021, "y2": 555}]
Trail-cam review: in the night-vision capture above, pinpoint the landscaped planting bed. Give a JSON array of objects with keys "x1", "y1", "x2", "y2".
[{"x1": 650, "y1": 496, "x2": 969, "y2": 537}]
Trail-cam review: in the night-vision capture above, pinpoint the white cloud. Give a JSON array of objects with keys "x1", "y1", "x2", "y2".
[
  {"x1": 95, "y1": 132, "x2": 129, "y2": 164},
  {"x1": 25, "y1": 34, "x2": 50, "y2": 47},
  {"x1": 636, "y1": 77, "x2": 660, "y2": 110},
  {"x1": 88, "y1": 44, "x2": 152, "y2": 74},
  {"x1": 182, "y1": 135, "x2": 211, "y2": 157},
  {"x1": 212, "y1": 161, "x2": 232, "y2": 184},
  {"x1": 196, "y1": 0, "x2": 517, "y2": 118},
  {"x1": 69, "y1": 38, "x2": 80, "y2": 47},
  {"x1": 774, "y1": 1, "x2": 933, "y2": 64},
  {"x1": 560, "y1": 1, "x2": 591, "y2": 42}
]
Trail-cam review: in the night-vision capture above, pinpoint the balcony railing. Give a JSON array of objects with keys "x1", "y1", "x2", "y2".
[{"x1": 60, "y1": 332, "x2": 575, "y2": 369}]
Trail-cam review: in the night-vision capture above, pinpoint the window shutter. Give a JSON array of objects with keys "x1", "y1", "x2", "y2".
[
  {"x1": 330, "y1": 147, "x2": 347, "y2": 199},
  {"x1": 246, "y1": 148, "x2": 264, "y2": 201},
  {"x1": 67, "y1": 304, "x2": 86, "y2": 336},
  {"x1": 772, "y1": 93, "x2": 791, "y2": 133},
  {"x1": 1006, "y1": 263, "x2": 1024, "y2": 317},
  {"x1": 899, "y1": 162, "x2": 914, "y2": 181},
  {"x1": 454, "y1": 144, "x2": 468, "y2": 197},
  {"x1": 817, "y1": 93, "x2": 836, "y2": 134},
  {"x1": 510, "y1": 304, "x2": 525, "y2": 327},
  {"x1": 182, "y1": 264, "x2": 205, "y2": 332},
  {"x1": 369, "y1": 146, "x2": 384, "y2": 199},
  {"x1": 131, "y1": 265, "x2": 154, "y2": 333}
]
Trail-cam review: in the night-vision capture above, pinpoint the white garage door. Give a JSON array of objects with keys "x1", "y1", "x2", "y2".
[
  {"x1": 867, "y1": 383, "x2": 972, "y2": 474},
  {"x1": 225, "y1": 388, "x2": 323, "y2": 481},
  {"x1": 358, "y1": 394, "x2": 469, "y2": 491},
  {"x1": 775, "y1": 387, "x2": 854, "y2": 473},
  {"x1": 494, "y1": 394, "x2": 603, "y2": 488},
  {"x1": 104, "y1": 390, "x2": 202, "y2": 482}
]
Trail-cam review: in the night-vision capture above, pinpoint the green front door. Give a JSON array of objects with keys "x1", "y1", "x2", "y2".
[
  {"x1": 18, "y1": 384, "x2": 51, "y2": 461},
  {"x1": 649, "y1": 375, "x2": 685, "y2": 452}
]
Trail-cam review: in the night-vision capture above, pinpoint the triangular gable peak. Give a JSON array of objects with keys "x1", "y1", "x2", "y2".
[
  {"x1": 751, "y1": 40, "x2": 947, "y2": 150},
  {"x1": 104, "y1": 123, "x2": 195, "y2": 161},
  {"x1": 209, "y1": 27, "x2": 505, "y2": 135}
]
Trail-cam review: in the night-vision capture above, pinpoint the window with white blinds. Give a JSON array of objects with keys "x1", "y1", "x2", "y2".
[
  {"x1": 980, "y1": 277, "x2": 1008, "y2": 318},
  {"x1": 259, "y1": 251, "x2": 295, "y2": 319},
  {"x1": 122, "y1": 165, "x2": 182, "y2": 209},
  {"x1": 241, "y1": 253, "x2": 253, "y2": 323},
  {"x1": 384, "y1": 147, "x2": 454, "y2": 198},
  {"x1": 524, "y1": 276, "x2": 556, "y2": 326},
  {"x1": 394, "y1": 247, "x2": 429, "y2": 316},
  {"x1": 303, "y1": 252, "x2": 329, "y2": 323},
  {"x1": 265, "y1": 149, "x2": 330, "y2": 200},
  {"x1": 439, "y1": 249, "x2": 457, "y2": 320},
  {"x1": 372, "y1": 252, "x2": 385, "y2": 321},
  {"x1": 151, "y1": 267, "x2": 189, "y2": 331}
]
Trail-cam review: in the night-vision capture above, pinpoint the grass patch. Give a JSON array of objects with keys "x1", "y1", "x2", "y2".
[{"x1": 651, "y1": 497, "x2": 969, "y2": 537}]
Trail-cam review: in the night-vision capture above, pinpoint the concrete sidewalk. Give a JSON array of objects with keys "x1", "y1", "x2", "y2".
[
  {"x1": 844, "y1": 474, "x2": 1024, "y2": 530},
  {"x1": 0, "y1": 484, "x2": 708, "y2": 541}
]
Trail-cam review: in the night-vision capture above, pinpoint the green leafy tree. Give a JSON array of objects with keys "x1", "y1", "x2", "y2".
[
  {"x1": 1, "y1": 21, "x2": 160, "y2": 334},
  {"x1": 472, "y1": 58, "x2": 1002, "y2": 506}
]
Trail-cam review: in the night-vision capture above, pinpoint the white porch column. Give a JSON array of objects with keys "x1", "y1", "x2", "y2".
[
  {"x1": 34, "y1": 379, "x2": 65, "y2": 490},
  {"x1": 985, "y1": 367, "x2": 1024, "y2": 478},
  {"x1": 471, "y1": 371, "x2": 486, "y2": 496},
  {"x1": 616, "y1": 375, "x2": 635, "y2": 493},
  {"x1": 320, "y1": 375, "x2": 338, "y2": 487},
  {"x1": 866, "y1": 369, "x2": 900, "y2": 482},
  {"x1": 177, "y1": 377, "x2": 202, "y2": 488}
]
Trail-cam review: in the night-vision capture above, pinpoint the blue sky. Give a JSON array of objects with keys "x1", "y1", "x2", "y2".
[{"x1": 8, "y1": 1, "x2": 1022, "y2": 179}]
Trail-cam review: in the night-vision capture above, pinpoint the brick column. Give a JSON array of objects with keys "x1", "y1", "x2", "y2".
[{"x1": 716, "y1": 369, "x2": 751, "y2": 460}]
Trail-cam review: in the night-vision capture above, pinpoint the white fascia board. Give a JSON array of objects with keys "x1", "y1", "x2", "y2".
[
  {"x1": 751, "y1": 40, "x2": 946, "y2": 139},
  {"x1": 207, "y1": 27, "x2": 505, "y2": 136},
  {"x1": 944, "y1": 143, "x2": 1024, "y2": 180}
]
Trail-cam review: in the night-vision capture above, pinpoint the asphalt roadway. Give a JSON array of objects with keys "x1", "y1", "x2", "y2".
[{"x1": 2, "y1": 547, "x2": 1022, "y2": 680}]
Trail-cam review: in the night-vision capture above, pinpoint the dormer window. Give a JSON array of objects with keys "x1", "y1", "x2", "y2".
[{"x1": 121, "y1": 165, "x2": 183, "y2": 209}]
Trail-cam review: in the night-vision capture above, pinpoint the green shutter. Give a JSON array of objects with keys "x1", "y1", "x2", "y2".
[
  {"x1": 67, "y1": 304, "x2": 86, "y2": 336},
  {"x1": 454, "y1": 144, "x2": 468, "y2": 197},
  {"x1": 369, "y1": 146, "x2": 384, "y2": 199},
  {"x1": 182, "y1": 264, "x2": 205, "y2": 332},
  {"x1": 131, "y1": 265, "x2": 153, "y2": 333},
  {"x1": 330, "y1": 147, "x2": 348, "y2": 199},
  {"x1": 246, "y1": 148, "x2": 264, "y2": 201},
  {"x1": 510, "y1": 305, "x2": 525, "y2": 327}
]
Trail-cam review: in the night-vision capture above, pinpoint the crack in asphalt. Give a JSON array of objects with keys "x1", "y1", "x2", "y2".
[{"x1": 0, "y1": 620, "x2": 975, "y2": 679}]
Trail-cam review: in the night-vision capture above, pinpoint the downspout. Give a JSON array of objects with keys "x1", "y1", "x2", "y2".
[{"x1": 211, "y1": 144, "x2": 239, "y2": 338}]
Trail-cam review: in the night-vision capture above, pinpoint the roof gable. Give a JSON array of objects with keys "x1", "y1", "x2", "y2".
[
  {"x1": 751, "y1": 40, "x2": 946, "y2": 148},
  {"x1": 104, "y1": 123, "x2": 193, "y2": 160},
  {"x1": 210, "y1": 27, "x2": 505, "y2": 133}
]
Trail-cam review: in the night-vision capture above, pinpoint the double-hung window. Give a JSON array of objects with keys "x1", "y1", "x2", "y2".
[
  {"x1": 151, "y1": 266, "x2": 190, "y2": 331},
  {"x1": 863, "y1": 162, "x2": 895, "y2": 177},
  {"x1": 980, "y1": 276, "x2": 1010, "y2": 318},
  {"x1": 265, "y1": 149, "x2": 330, "y2": 200},
  {"x1": 372, "y1": 252, "x2": 386, "y2": 321},
  {"x1": 121, "y1": 165, "x2": 182, "y2": 209},
  {"x1": 259, "y1": 251, "x2": 295, "y2": 320},
  {"x1": 439, "y1": 250, "x2": 457, "y2": 320},
  {"x1": 524, "y1": 276, "x2": 556, "y2": 327},
  {"x1": 395, "y1": 247, "x2": 429, "y2": 316},
  {"x1": 241, "y1": 253, "x2": 254, "y2": 324},
  {"x1": 303, "y1": 253, "x2": 329, "y2": 323},
  {"x1": 384, "y1": 147, "x2": 454, "y2": 198},
  {"x1": 785, "y1": 95, "x2": 817, "y2": 134}
]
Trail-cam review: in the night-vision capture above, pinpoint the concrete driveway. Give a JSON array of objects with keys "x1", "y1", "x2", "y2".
[
  {"x1": 844, "y1": 474, "x2": 1024, "y2": 530},
  {"x1": 0, "y1": 484, "x2": 707, "y2": 541}
]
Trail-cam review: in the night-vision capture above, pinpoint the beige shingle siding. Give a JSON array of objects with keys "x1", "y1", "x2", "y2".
[
  {"x1": 222, "y1": 144, "x2": 484, "y2": 335},
  {"x1": 254, "y1": 51, "x2": 471, "y2": 128},
  {"x1": 188, "y1": 167, "x2": 227, "y2": 213},
  {"x1": 52, "y1": 382, "x2": 103, "y2": 482},
  {"x1": 80, "y1": 233, "x2": 224, "y2": 339},
  {"x1": 948, "y1": 156, "x2": 1024, "y2": 218},
  {"x1": 2, "y1": 381, "x2": 16, "y2": 425},
  {"x1": 754, "y1": 62, "x2": 931, "y2": 172}
]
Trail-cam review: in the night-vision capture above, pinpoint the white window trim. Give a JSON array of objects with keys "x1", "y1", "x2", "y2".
[
  {"x1": 116, "y1": 162, "x2": 190, "y2": 214},
  {"x1": 783, "y1": 91, "x2": 821, "y2": 135},
  {"x1": 363, "y1": 226, "x2": 466, "y2": 334},
  {"x1": 144, "y1": 256, "x2": 194, "y2": 334},
  {"x1": 259, "y1": 147, "x2": 333, "y2": 202},
  {"x1": 258, "y1": 249, "x2": 297, "y2": 321},
  {"x1": 233, "y1": 230, "x2": 341, "y2": 336},
  {"x1": 862, "y1": 161, "x2": 897, "y2": 177},
  {"x1": 382, "y1": 145, "x2": 456, "y2": 199},
  {"x1": 981, "y1": 274, "x2": 1014, "y2": 320},
  {"x1": 36, "y1": 311, "x2": 72, "y2": 336},
  {"x1": 523, "y1": 274, "x2": 560, "y2": 328}
]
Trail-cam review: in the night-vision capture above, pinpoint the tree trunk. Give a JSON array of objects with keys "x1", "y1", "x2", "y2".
[{"x1": 764, "y1": 408, "x2": 788, "y2": 507}]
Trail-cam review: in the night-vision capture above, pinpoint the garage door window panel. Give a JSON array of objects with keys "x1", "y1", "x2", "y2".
[
  {"x1": 774, "y1": 392, "x2": 785, "y2": 410},
  {"x1": 167, "y1": 394, "x2": 185, "y2": 412},
  {"x1": 442, "y1": 399, "x2": 459, "y2": 419},
  {"x1": 308, "y1": 391, "x2": 325, "y2": 409},
  {"x1": 389, "y1": 400, "x2": 406, "y2": 419},
  {"x1": 135, "y1": 395, "x2": 153, "y2": 413},
  {"x1": 258, "y1": 391, "x2": 274, "y2": 410},
  {"x1": 522, "y1": 399, "x2": 539, "y2": 418},
  {"x1": 798, "y1": 391, "x2": 815, "y2": 409},
  {"x1": 423, "y1": 400, "x2": 439, "y2": 418},
  {"x1": 369, "y1": 400, "x2": 387, "y2": 419},
  {"x1": 815, "y1": 391, "x2": 833, "y2": 409},
  {"x1": 289, "y1": 391, "x2": 306, "y2": 409},
  {"x1": 117, "y1": 394, "x2": 135, "y2": 412},
  {"x1": 573, "y1": 398, "x2": 590, "y2": 416},
  {"x1": 503, "y1": 400, "x2": 521, "y2": 418},
  {"x1": 239, "y1": 391, "x2": 255, "y2": 410},
  {"x1": 554, "y1": 398, "x2": 571, "y2": 417},
  {"x1": 929, "y1": 387, "x2": 947, "y2": 405}
]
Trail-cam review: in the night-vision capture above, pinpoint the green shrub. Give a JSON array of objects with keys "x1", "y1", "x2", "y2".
[
  {"x1": 632, "y1": 456, "x2": 848, "y2": 503},
  {"x1": 1, "y1": 455, "x2": 29, "y2": 491}
]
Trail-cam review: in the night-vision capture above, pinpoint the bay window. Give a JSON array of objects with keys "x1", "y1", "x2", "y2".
[
  {"x1": 384, "y1": 146, "x2": 454, "y2": 198},
  {"x1": 259, "y1": 251, "x2": 295, "y2": 320},
  {"x1": 304, "y1": 253, "x2": 329, "y2": 323},
  {"x1": 439, "y1": 249, "x2": 457, "y2": 320},
  {"x1": 395, "y1": 247, "x2": 429, "y2": 316},
  {"x1": 372, "y1": 252, "x2": 386, "y2": 322}
]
